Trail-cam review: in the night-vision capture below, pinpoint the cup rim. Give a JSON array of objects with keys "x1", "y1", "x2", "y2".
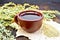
[{"x1": 18, "y1": 10, "x2": 43, "y2": 22}]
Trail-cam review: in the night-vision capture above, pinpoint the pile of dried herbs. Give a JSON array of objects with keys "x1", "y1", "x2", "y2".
[{"x1": 0, "y1": 24, "x2": 16, "y2": 40}]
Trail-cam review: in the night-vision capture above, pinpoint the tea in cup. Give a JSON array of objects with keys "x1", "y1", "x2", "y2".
[{"x1": 14, "y1": 10, "x2": 43, "y2": 33}]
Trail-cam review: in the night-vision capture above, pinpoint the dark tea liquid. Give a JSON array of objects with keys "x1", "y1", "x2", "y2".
[{"x1": 20, "y1": 13, "x2": 41, "y2": 20}]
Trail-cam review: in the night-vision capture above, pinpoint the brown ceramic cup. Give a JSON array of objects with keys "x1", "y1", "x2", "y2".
[{"x1": 14, "y1": 10, "x2": 43, "y2": 33}]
